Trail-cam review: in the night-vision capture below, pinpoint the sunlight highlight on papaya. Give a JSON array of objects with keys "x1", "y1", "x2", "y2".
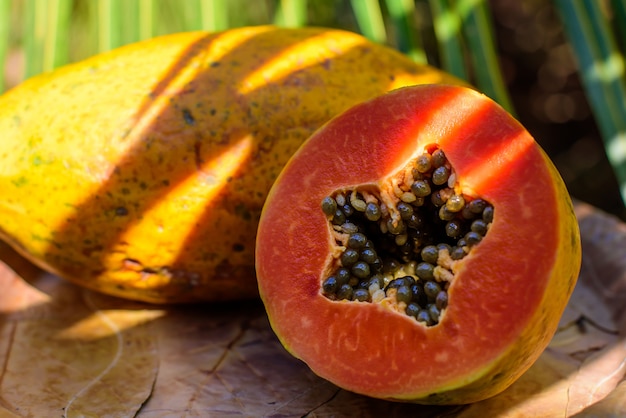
[
  {"x1": 456, "y1": 131, "x2": 534, "y2": 197},
  {"x1": 110, "y1": 135, "x2": 254, "y2": 269},
  {"x1": 237, "y1": 32, "x2": 364, "y2": 95}
]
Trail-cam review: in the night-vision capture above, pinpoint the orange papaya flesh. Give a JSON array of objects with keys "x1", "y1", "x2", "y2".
[
  {"x1": 0, "y1": 26, "x2": 463, "y2": 303},
  {"x1": 255, "y1": 85, "x2": 581, "y2": 404}
]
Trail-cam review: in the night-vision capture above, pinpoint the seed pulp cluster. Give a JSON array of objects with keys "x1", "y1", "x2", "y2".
[{"x1": 320, "y1": 145, "x2": 494, "y2": 326}]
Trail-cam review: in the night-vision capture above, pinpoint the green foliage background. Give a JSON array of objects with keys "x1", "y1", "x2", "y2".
[{"x1": 1, "y1": 0, "x2": 625, "y2": 218}]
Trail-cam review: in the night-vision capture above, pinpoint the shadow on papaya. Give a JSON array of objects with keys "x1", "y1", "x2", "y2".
[{"x1": 0, "y1": 26, "x2": 463, "y2": 303}]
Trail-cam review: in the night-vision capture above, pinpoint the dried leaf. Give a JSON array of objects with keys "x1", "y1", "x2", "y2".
[
  {"x1": 0, "y1": 245, "x2": 158, "y2": 417},
  {"x1": 1, "y1": 201, "x2": 626, "y2": 417}
]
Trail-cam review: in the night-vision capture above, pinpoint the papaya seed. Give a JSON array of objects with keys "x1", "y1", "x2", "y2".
[
  {"x1": 435, "y1": 291, "x2": 448, "y2": 309},
  {"x1": 450, "y1": 246, "x2": 467, "y2": 260},
  {"x1": 415, "y1": 154, "x2": 432, "y2": 173},
  {"x1": 411, "y1": 283, "x2": 427, "y2": 306},
  {"x1": 365, "y1": 202, "x2": 382, "y2": 221},
  {"x1": 446, "y1": 195, "x2": 465, "y2": 212},
  {"x1": 335, "y1": 194, "x2": 346, "y2": 207},
  {"x1": 351, "y1": 261, "x2": 371, "y2": 279},
  {"x1": 322, "y1": 276, "x2": 338, "y2": 295},
  {"x1": 461, "y1": 205, "x2": 476, "y2": 220},
  {"x1": 386, "y1": 218, "x2": 405, "y2": 235},
  {"x1": 471, "y1": 219, "x2": 488, "y2": 235},
  {"x1": 368, "y1": 274, "x2": 384, "y2": 290},
  {"x1": 353, "y1": 288, "x2": 370, "y2": 302},
  {"x1": 351, "y1": 195, "x2": 367, "y2": 212},
  {"x1": 332, "y1": 209, "x2": 346, "y2": 225},
  {"x1": 337, "y1": 283, "x2": 353, "y2": 300},
  {"x1": 347, "y1": 232, "x2": 368, "y2": 249},
  {"x1": 465, "y1": 231, "x2": 483, "y2": 246},
  {"x1": 397, "y1": 202, "x2": 414, "y2": 220},
  {"x1": 432, "y1": 166, "x2": 450, "y2": 186},
  {"x1": 336, "y1": 268, "x2": 351, "y2": 285},
  {"x1": 383, "y1": 258, "x2": 401, "y2": 273},
  {"x1": 483, "y1": 205, "x2": 494, "y2": 223},
  {"x1": 445, "y1": 219, "x2": 463, "y2": 238},
  {"x1": 342, "y1": 204, "x2": 354, "y2": 217},
  {"x1": 340, "y1": 249, "x2": 360, "y2": 267},
  {"x1": 386, "y1": 276, "x2": 414, "y2": 290},
  {"x1": 396, "y1": 285, "x2": 413, "y2": 304},
  {"x1": 341, "y1": 222, "x2": 359, "y2": 234},
  {"x1": 439, "y1": 205, "x2": 456, "y2": 221},
  {"x1": 421, "y1": 245, "x2": 438, "y2": 264},
  {"x1": 468, "y1": 198, "x2": 487, "y2": 214},
  {"x1": 428, "y1": 304, "x2": 441, "y2": 323},
  {"x1": 437, "y1": 243, "x2": 453, "y2": 253},
  {"x1": 416, "y1": 309, "x2": 433, "y2": 325},
  {"x1": 406, "y1": 302, "x2": 421, "y2": 318},
  {"x1": 359, "y1": 248, "x2": 378, "y2": 264},
  {"x1": 431, "y1": 149, "x2": 447, "y2": 168},
  {"x1": 321, "y1": 196, "x2": 337, "y2": 217},
  {"x1": 410, "y1": 180, "x2": 431, "y2": 198},
  {"x1": 424, "y1": 280, "x2": 442, "y2": 302},
  {"x1": 417, "y1": 263, "x2": 436, "y2": 281},
  {"x1": 395, "y1": 233, "x2": 408, "y2": 246}
]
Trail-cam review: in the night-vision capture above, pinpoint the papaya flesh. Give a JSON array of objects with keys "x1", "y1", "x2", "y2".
[
  {"x1": 0, "y1": 26, "x2": 463, "y2": 303},
  {"x1": 255, "y1": 85, "x2": 581, "y2": 404}
]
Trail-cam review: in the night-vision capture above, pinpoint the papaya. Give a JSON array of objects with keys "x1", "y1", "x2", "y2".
[
  {"x1": 0, "y1": 26, "x2": 462, "y2": 303},
  {"x1": 255, "y1": 84, "x2": 581, "y2": 404}
]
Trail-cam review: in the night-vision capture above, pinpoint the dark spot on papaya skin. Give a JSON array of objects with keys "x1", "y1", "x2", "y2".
[
  {"x1": 570, "y1": 227, "x2": 579, "y2": 251},
  {"x1": 491, "y1": 372, "x2": 504, "y2": 382},
  {"x1": 115, "y1": 206, "x2": 129, "y2": 216},
  {"x1": 82, "y1": 245, "x2": 103, "y2": 257},
  {"x1": 235, "y1": 203, "x2": 252, "y2": 221},
  {"x1": 194, "y1": 141, "x2": 203, "y2": 170},
  {"x1": 182, "y1": 108, "x2": 195, "y2": 125},
  {"x1": 567, "y1": 272, "x2": 577, "y2": 296},
  {"x1": 232, "y1": 243, "x2": 245, "y2": 252}
]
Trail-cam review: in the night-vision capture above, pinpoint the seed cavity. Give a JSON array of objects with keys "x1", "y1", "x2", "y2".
[{"x1": 320, "y1": 145, "x2": 494, "y2": 326}]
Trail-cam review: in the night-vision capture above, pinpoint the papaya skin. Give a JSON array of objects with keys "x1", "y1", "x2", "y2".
[
  {"x1": 0, "y1": 26, "x2": 464, "y2": 303},
  {"x1": 255, "y1": 85, "x2": 581, "y2": 404}
]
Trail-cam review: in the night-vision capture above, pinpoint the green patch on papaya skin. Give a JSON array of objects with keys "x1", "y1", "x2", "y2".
[{"x1": 11, "y1": 177, "x2": 28, "y2": 187}]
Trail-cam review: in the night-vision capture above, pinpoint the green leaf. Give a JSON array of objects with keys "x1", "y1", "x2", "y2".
[
  {"x1": 96, "y1": 0, "x2": 125, "y2": 52},
  {"x1": 350, "y1": 0, "x2": 387, "y2": 44},
  {"x1": 274, "y1": 0, "x2": 308, "y2": 27},
  {"x1": 0, "y1": 0, "x2": 10, "y2": 92},
  {"x1": 384, "y1": 0, "x2": 426, "y2": 63},
  {"x1": 555, "y1": 0, "x2": 626, "y2": 205},
  {"x1": 457, "y1": 0, "x2": 514, "y2": 113},
  {"x1": 428, "y1": 0, "x2": 469, "y2": 80}
]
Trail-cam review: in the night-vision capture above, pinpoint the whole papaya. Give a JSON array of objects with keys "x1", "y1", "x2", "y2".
[{"x1": 0, "y1": 26, "x2": 463, "y2": 303}]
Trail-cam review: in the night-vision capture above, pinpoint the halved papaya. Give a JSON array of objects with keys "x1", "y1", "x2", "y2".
[{"x1": 255, "y1": 84, "x2": 581, "y2": 403}]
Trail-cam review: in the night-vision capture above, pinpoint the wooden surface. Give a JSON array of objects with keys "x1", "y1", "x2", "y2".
[{"x1": 1, "y1": 201, "x2": 625, "y2": 417}]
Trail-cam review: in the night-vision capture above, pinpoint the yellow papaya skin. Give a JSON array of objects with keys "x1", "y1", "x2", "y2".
[{"x1": 0, "y1": 26, "x2": 463, "y2": 303}]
